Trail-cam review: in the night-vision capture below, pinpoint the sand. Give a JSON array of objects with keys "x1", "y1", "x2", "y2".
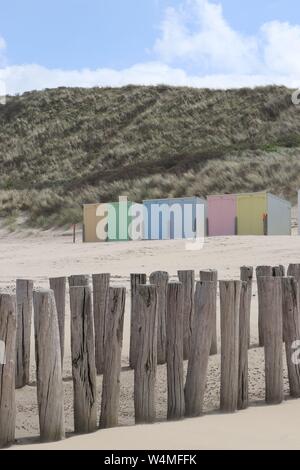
[{"x1": 1, "y1": 227, "x2": 300, "y2": 450}]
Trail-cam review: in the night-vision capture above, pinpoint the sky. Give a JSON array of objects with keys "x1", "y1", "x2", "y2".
[{"x1": 0, "y1": 0, "x2": 300, "y2": 94}]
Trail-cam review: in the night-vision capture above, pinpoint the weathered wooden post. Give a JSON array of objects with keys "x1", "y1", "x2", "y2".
[
  {"x1": 100, "y1": 287, "x2": 126, "y2": 429},
  {"x1": 219, "y1": 280, "x2": 241, "y2": 413},
  {"x1": 258, "y1": 277, "x2": 283, "y2": 404},
  {"x1": 256, "y1": 266, "x2": 273, "y2": 277},
  {"x1": 15, "y1": 279, "x2": 33, "y2": 389},
  {"x1": 0, "y1": 293, "x2": 17, "y2": 448},
  {"x1": 92, "y1": 273, "x2": 110, "y2": 375},
  {"x1": 240, "y1": 266, "x2": 253, "y2": 349},
  {"x1": 129, "y1": 273, "x2": 147, "y2": 369},
  {"x1": 287, "y1": 264, "x2": 300, "y2": 305},
  {"x1": 287, "y1": 264, "x2": 300, "y2": 281},
  {"x1": 177, "y1": 270, "x2": 195, "y2": 360},
  {"x1": 238, "y1": 282, "x2": 249, "y2": 410},
  {"x1": 200, "y1": 270, "x2": 217, "y2": 355},
  {"x1": 185, "y1": 281, "x2": 215, "y2": 417},
  {"x1": 272, "y1": 266, "x2": 285, "y2": 343},
  {"x1": 166, "y1": 282, "x2": 184, "y2": 420},
  {"x1": 68, "y1": 274, "x2": 90, "y2": 287},
  {"x1": 256, "y1": 266, "x2": 273, "y2": 347},
  {"x1": 282, "y1": 277, "x2": 300, "y2": 398},
  {"x1": 49, "y1": 277, "x2": 66, "y2": 366},
  {"x1": 33, "y1": 289, "x2": 65, "y2": 442},
  {"x1": 273, "y1": 265, "x2": 285, "y2": 277},
  {"x1": 70, "y1": 286, "x2": 97, "y2": 433},
  {"x1": 150, "y1": 271, "x2": 169, "y2": 365},
  {"x1": 134, "y1": 284, "x2": 157, "y2": 424}
]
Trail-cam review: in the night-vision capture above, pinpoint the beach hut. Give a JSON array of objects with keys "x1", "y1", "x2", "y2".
[
  {"x1": 107, "y1": 200, "x2": 144, "y2": 242},
  {"x1": 83, "y1": 200, "x2": 144, "y2": 242},
  {"x1": 143, "y1": 197, "x2": 207, "y2": 240},
  {"x1": 207, "y1": 194, "x2": 237, "y2": 236},
  {"x1": 83, "y1": 203, "x2": 108, "y2": 242},
  {"x1": 237, "y1": 192, "x2": 291, "y2": 235}
]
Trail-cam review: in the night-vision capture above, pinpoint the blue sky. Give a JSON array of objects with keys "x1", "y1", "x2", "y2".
[{"x1": 0, "y1": 0, "x2": 299, "y2": 93}]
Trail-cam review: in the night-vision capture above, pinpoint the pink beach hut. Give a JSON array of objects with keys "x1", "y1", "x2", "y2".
[{"x1": 207, "y1": 194, "x2": 237, "y2": 236}]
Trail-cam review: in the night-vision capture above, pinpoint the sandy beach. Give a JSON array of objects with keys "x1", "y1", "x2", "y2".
[{"x1": 1, "y1": 227, "x2": 299, "y2": 450}]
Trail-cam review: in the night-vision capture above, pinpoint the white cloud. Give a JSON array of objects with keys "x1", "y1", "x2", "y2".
[
  {"x1": 1, "y1": 62, "x2": 299, "y2": 96},
  {"x1": 154, "y1": 0, "x2": 259, "y2": 74},
  {"x1": 1, "y1": 62, "x2": 196, "y2": 94},
  {"x1": 154, "y1": 0, "x2": 300, "y2": 80},
  {"x1": 261, "y1": 21, "x2": 300, "y2": 76},
  {"x1": 0, "y1": 0, "x2": 300, "y2": 95}
]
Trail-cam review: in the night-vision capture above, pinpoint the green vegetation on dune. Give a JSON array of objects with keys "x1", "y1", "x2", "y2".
[{"x1": 0, "y1": 85, "x2": 299, "y2": 228}]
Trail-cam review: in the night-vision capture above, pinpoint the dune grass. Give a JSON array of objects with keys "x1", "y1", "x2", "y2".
[{"x1": 0, "y1": 85, "x2": 299, "y2": 228}]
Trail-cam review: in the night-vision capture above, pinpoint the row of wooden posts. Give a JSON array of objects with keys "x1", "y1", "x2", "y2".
[{"x1": 1, "y1": 264, "x2": 300, "y2": 448}]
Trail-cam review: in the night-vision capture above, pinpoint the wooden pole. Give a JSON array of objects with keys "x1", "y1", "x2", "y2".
[
  {"x1": 287, "y1": 264, "x2": 300, "y2": 281},
  {"x1": 256, "y1": 266, "x2": 273, "y2": 347},
  {"x1": 33, "y1": 289, "x2": 65, "y2": 442},
  {"x1": 287, "y1": 264, "x2": 300, "y2": 306},
  {"x1": 15, "y1": 279, "x2": 33, "y2": 389},
  {"x1": 149, "y1": 271, "x2": 169, "y2": 365},
  {"x1": 240, "y1": 266, "x2": 253, "y2": 348},
  {"x1": 219, "y1": 280, "x2": 241, "y2": 413},
  {"x1": 134, "y1": 284, "x2": 157, "y2": 424},
  {"x1": 0, "y1": 293, "x2": 17, "y2": 449},
  {"x1": 185, "y1": 281, "x2": 215, "y2": 417},
  {"x1": 70, "y1": 286, "x2": 97, "y2": 434},
  {"x1": 177, "y1": 270, "x2": 195, "y2": 360},
  {"x1": 273, "y1": 265, "x2": 285, "y2": 277},
  {"x1": 73, "y1": 224, "x2": 76, "y2": 244},
  {"x1": 282, "y1": 276, "x2": 300, "y2": 398},
  {"x1": 258, "y1": 277, "x2": 283, "y2": 404},
  {"x1": 166, "y1": 282, "x2": 184, "y2": 420},
  {"x1": 237, "y1": 282, "x2": 249, "y2": 410},
  {"x1": 272, "y1": 266, "x2": 285, "y2": 343},
  {"x1": 129, "y1": 273, "x2": 147, "y2": 369},
  {"x1": 200, "y1": 270, "x2": 217, "y2": 355},
  {"x1": 256, "y1": 266, "x2": 273, "y2": 277},
  {"x1": 92, "y1": 273, "x2": 110, "y2": 375},
  {"x1": 49, "y1": 277, "x2": 66, "y2": 367},
  {"x1": 68, "y1": 274, "x2": 90, "y2": 287},
  {"x1": 100, "y1": 287, "x2": 126, "y2": 429}
]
